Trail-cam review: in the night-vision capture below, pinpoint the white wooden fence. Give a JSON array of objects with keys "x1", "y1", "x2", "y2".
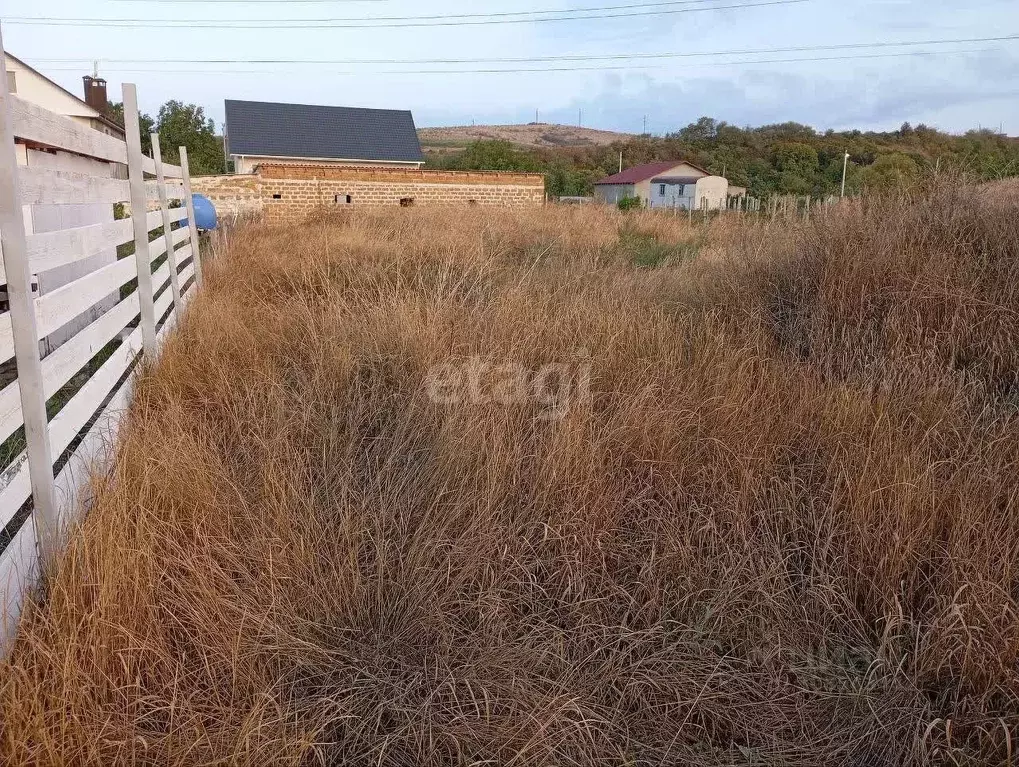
[{"x1": 0, "y1": 29, "x2": 206, "y2": 649}]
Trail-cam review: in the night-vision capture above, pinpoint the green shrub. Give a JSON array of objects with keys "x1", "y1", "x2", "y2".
[{"x1": 617, "y1": 196, "x2": 642, "y2": 211}]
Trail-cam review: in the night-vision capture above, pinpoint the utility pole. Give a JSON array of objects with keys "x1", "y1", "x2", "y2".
[
  {"x1": 535, "y1": 108, "x2": 539, "y2": 124},
  {"x1": 840, "y1": 151, "x2": 850, "y2": 198},
  {"x1": 222, "y1": 122, "x2": 229, "y2": 174},
  {"x1": 619, "y1": 151, "x2": 623, "y2": 173},
  {"x1": 642, "y1": 114, "x2": 648, "y2": 135},
  {"x1": 578, "y1": 109, "x2": 582, "y2": 127}
]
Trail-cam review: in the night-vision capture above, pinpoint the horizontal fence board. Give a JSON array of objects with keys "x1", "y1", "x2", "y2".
[
  {"x1": 175, "y1": 243, "x2": 193, "y2": 269},
  {"x1": 178, "y1": 260, "x2": 195, "y2": 288},
  {"x1": 53, "y1": 365, "x2": 134, "y2": 542},
  {"x1": 0, "y1": 313, "x2": 13, "y2": 367},
  {"x1": 0, "y1": 379, "x2": 21, "y2": 453},
  {"x1": 0, "y1": 292, "x2": 140, "y2": 463},
  {"x1": 149, "y1": 226, "x2": 191, "y2": 261},
  {"x1": 157, "y1": 160, "x2": 183, "y2": 180},
  {"x1": 24, "y1": 218, "x2": 133, "y2": 279},
  {"x1": 146, "y1": 180, "x2": 186, "y2": 201},
  {"x1": 35, "y1": 257, "x2": 136, "y2": 340},
  {"x1": 11, "y1": 95, "x2": 128, "y2": 166},
  {"x1": 0, "y1": 515, "x2": 38, "y2": 654},
  {"x1": 153, "y1": 272, "x2": 175, "y2": 320},
  {"x1": 49, "y1": 327, "x2": 141, "y2": 460},
  {"x1": 141, "y1": 157, "x2": 183, "y2": 180},
  {"x1": 158, "y1": 310, "x2": 178, "y2": 342},
  {"x1": 21, "y1": 207, "x2": 181, "y2": 281},
  {"x1": 0, "y1": 452, "x2": 31, "y2": 532},
  {"x1": 178, "y1": 277, "x2": 197, "y2": 310},
  {"x1": 19, "y1": 166, "x2": 131, "y2": 206},
  {"x1": 152, "y1": 262, "x2": 172, "y2": 302},
  {"x1": 41, "y1": 294, "x2": 141, "y2": 411}
]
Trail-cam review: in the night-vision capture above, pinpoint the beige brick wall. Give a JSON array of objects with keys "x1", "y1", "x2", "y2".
[
  {"x1": 190, "y1": 174, "x2": 262, "y2": 219},
  {"x1": 260, "y1": 164, "x2": 544, "y2": 223},
  {"x1": 189, "y1": 165, "x2": 546, "y2": 224}
]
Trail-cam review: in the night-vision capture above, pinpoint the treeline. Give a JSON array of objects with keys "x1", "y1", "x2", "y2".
[{"x1": 428, "y1": 117, "x2": 1019, "y2": 199}]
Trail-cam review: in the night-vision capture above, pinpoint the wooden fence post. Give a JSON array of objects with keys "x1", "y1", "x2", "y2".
[
  {"x1": 150, "y1": 132, "x2": 183, "y2": 316},
  {"x1": 0, "y1": 28, "x2": 59, "y2": 570},
  {"x1": 123, "y1": 84, "x2": 157, "y2": 357},
  {"x1": 179, "y1": 147, "x2": 203, "y2": 288}
]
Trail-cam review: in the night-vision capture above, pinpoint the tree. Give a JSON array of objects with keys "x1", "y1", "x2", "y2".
[
  {"x1": 673, "y1": 117, "x2": 719, "y2": 145},
  {"x1": 107, "y1": 101, "x2": 154, "y2": 155},
  {"x1": 856, "y1": 153, "x2": 919, "y2": 192},
  {"x1": 155, "y1": 101, "x2": 224, "y2": 176},
  {"x1": 444, "y1": 140, "x2": 541, "y2": 173},
  {"x1": 772, "y1": 142, "x2": 819, "y2": 195}
]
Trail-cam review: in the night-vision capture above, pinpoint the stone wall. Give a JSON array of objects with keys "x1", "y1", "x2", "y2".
[
  {"x1": 259, "y1": 164, "x2": 545, "y2": 223},
  {"x1": 189, "y1": 173, "x2": 262, "y2": 220}
]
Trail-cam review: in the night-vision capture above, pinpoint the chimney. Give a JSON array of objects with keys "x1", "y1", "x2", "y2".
[{"x1": 83, "y1": 75, "x2": 108, "y2": 114}]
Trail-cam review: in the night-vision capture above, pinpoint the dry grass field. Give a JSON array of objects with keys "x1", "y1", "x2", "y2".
[{"x1": 1, "y1": 187, "x2": 1018, "y2": 765}]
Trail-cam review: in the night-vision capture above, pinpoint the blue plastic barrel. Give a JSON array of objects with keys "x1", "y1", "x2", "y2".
[{"x1": 191, "y1": 194, "x2": 218, "y2": 231}]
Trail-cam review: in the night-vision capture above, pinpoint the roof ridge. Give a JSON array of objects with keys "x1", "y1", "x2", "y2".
[
  {"x1": 594, "y1": 159, "x2": 711, "y2": 185},
  {"x1": 225, "y1": 98, "x2": 411, "y2": 114}
]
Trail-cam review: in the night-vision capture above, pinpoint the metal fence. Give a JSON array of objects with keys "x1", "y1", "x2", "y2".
[{"x1": 0, "y1": 28, "x2": 206, "y2": 649}]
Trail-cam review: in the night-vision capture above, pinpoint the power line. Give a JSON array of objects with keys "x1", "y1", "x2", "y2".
[
  {"x1": 101, "y1": 0, "x2": 722, "y2": 9},
  {"x1": 3, "y1": 0, "x2": 809, "y2": 29},
  {"x1": 34, "y1": 49, "x2": 1002, "y2": 75},
  {"x1": 109, "y1": 0, "x2": 391, "y2": 2},
  {"x1": 30, "y1": 33, "x2": 1019, "y2": 66}
]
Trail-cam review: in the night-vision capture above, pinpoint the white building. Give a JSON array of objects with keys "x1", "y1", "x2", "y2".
[
  {"x1": 594, "y1": 161, "x2": 711, "y2": 206},
  {"x1": 5, "y1": 54, "x2": 125, "y2": 354},
  {"x1": 648, "y1": 175, "x2": 729, "y2": 211}
]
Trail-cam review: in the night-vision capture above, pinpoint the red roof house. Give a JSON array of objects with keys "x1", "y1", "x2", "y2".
[{"x1": 594, "y1": 160, "x2": 711, "y2": 205}]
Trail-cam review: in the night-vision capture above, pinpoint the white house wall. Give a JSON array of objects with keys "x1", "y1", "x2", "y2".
[
  {"x1": 5, "y1": 56, "x2": 98, "y2": 121},
  {"x1": 648, "y1": 175, "x2": 730, "y2": 211},
  {"x1": 649, "y1": 182, "x2": 694, "y2": 210},
  {"x1": 693, "y1": 176, "x2": 729, "y2": 210}
]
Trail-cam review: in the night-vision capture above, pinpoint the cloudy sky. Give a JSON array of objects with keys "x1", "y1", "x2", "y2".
[{"x1": 3, "y1": 0, "x2": 1018, "y2": 135}]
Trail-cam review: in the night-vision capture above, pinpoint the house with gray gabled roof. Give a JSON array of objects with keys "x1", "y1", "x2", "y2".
[{"x1": 225, "y1": 99, "x2": 425, "y2": 175}]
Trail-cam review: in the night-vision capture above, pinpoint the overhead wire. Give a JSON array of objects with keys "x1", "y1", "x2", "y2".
[
  {"x1": 3, "y1": 0, "x2": 809, "y2": 29},
  {"x1": 30, "y1": 33, "x2": 1019, "y2": 66},
  {"x1": 34, "y1": 49, "x2": 1005, "y2": 75}
]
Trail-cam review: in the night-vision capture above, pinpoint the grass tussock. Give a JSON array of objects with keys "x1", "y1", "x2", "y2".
[{"x1": 2, "y1": 192, "x2": 1019, "y2": 765}]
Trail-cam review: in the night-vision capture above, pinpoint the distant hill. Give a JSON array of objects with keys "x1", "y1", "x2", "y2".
[{"x1": 418, "y1": 123, "x2": 634, "y2": 154}]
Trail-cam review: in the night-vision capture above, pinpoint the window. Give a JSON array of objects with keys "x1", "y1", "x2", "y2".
[
  {"x1": 399, "y1": 197, "x2": 415, "y2": 207},
  {"x1": 272, "y1": 193, "x2": 282, "y2": 200},
  {"x1": 335, "y1": 194, "x2": 352, "y2": 204},
  {"x1": 5, "y1": 71, "x2": 15, "y2": 94},
  {"x1": 659, "y1": 184, "x2": 666, "y2": 195}
]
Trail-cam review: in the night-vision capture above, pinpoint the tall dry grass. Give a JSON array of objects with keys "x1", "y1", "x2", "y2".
[{"x1": 1, "y1": 190, "x2": 1018, "y2": 765}]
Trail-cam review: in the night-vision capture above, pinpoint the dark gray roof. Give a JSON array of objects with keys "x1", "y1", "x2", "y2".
[
  {"x1": 225, "y1": 99, "x2": 424, "y2": 163},
  {"x1": 651, "y1": 176, "x2": 702, "y2": 185}
]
